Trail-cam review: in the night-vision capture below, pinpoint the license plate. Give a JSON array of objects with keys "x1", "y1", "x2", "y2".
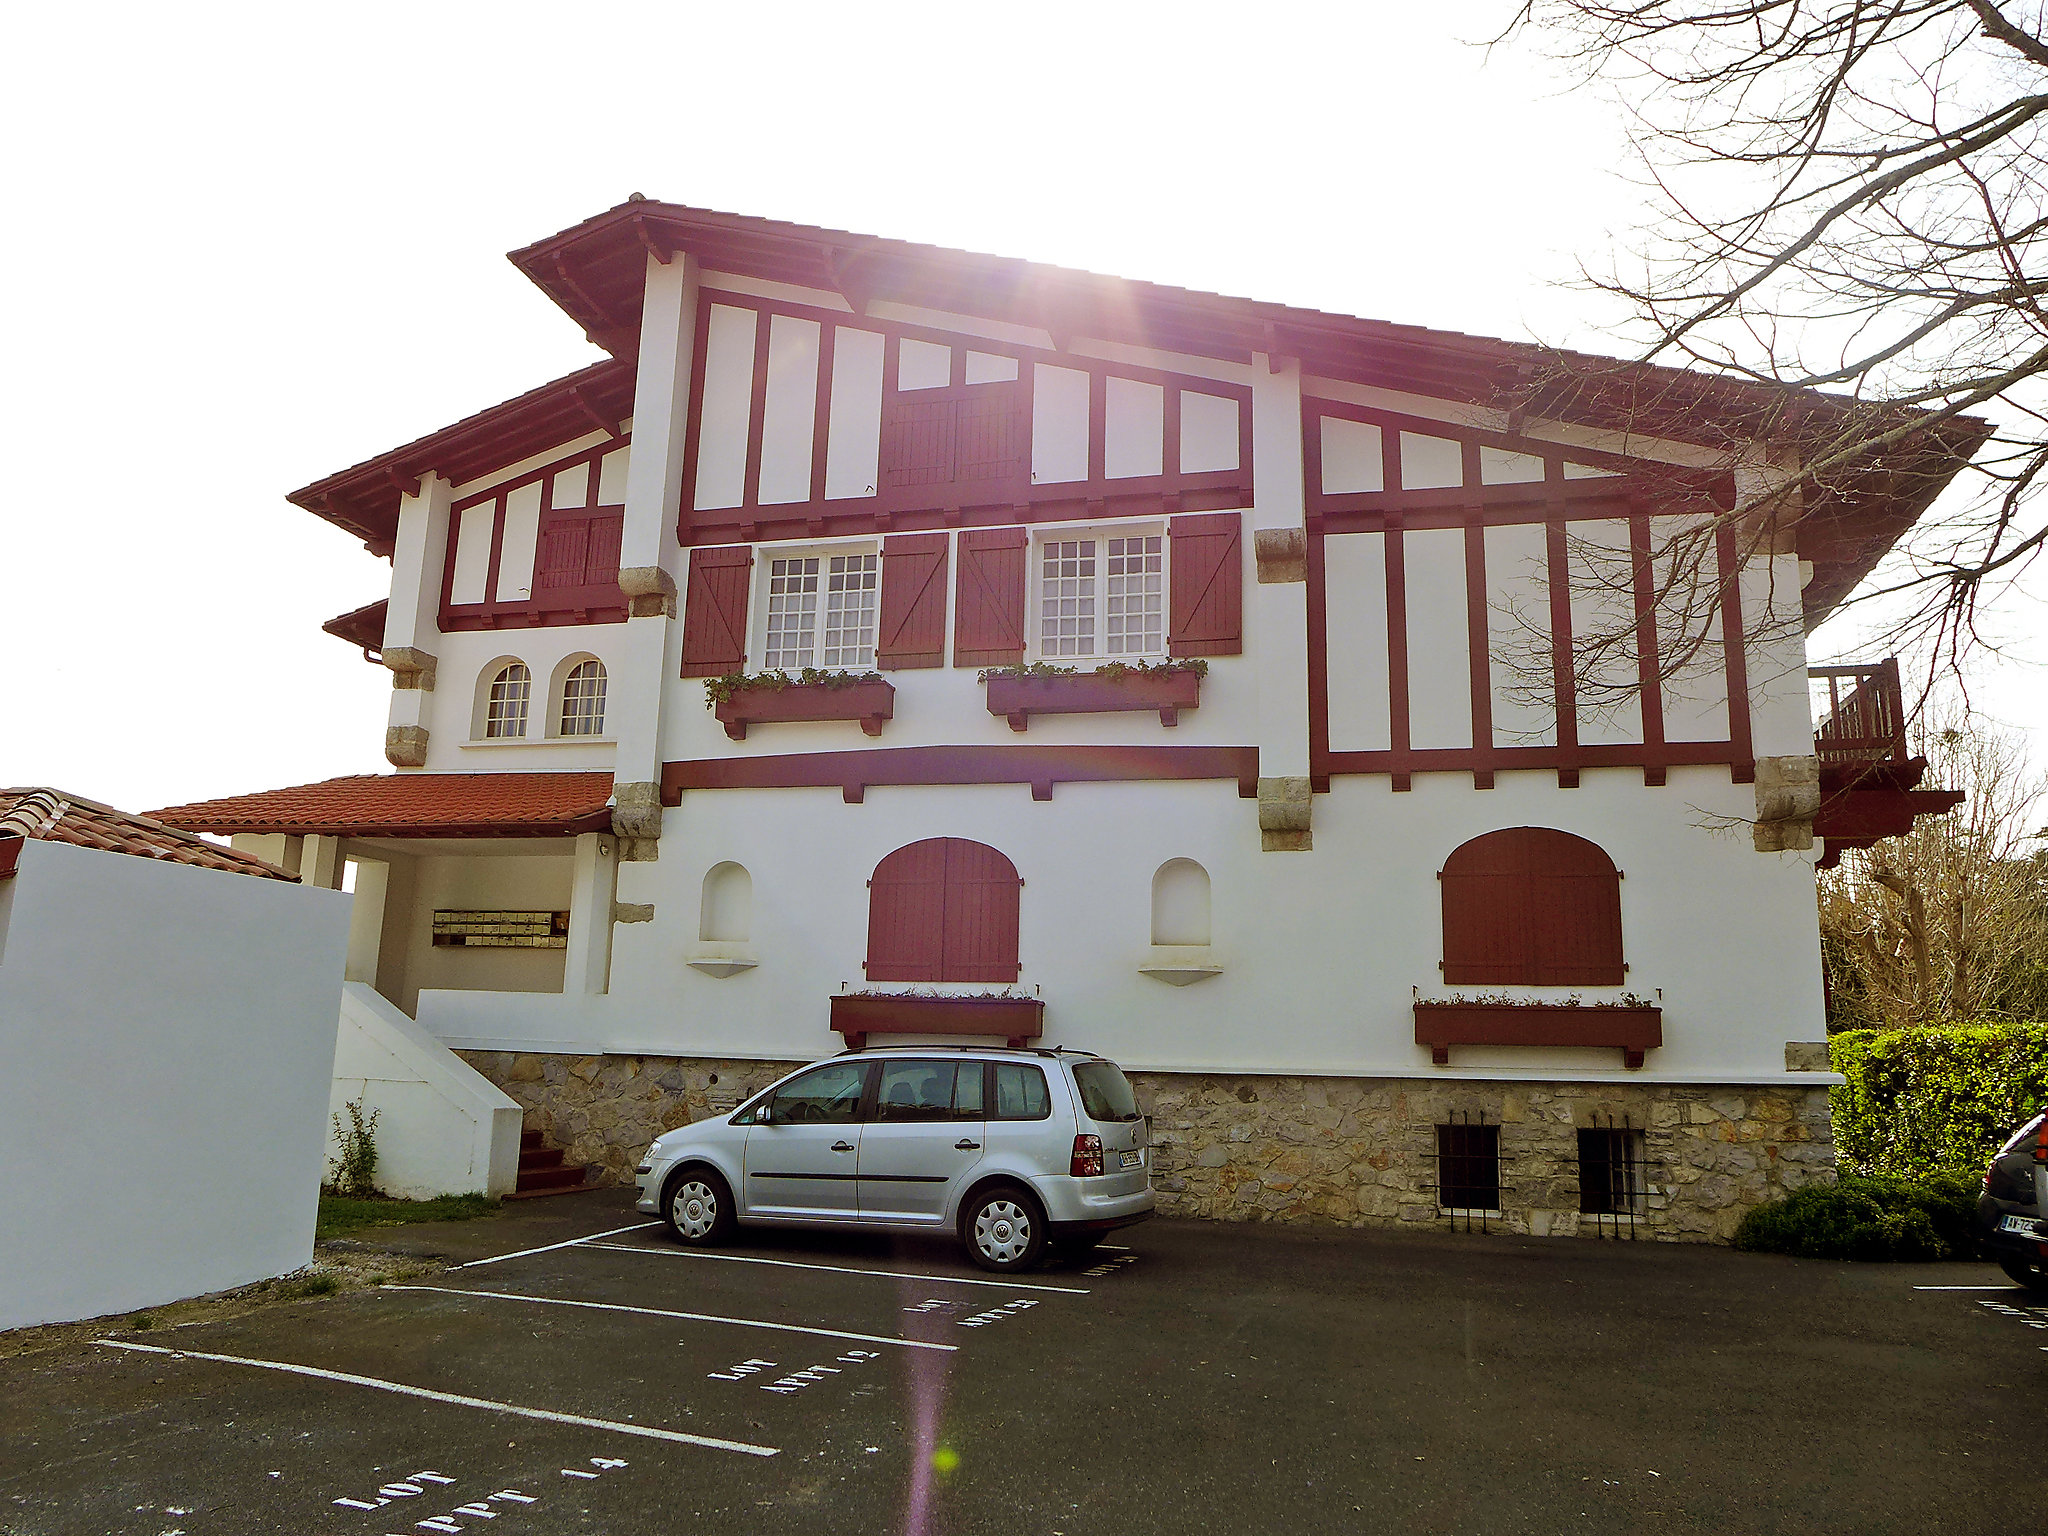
[
  {"x1": 1120, "y1": 1150, "x2": 1143, "y2": 1169},
  {"x1": 1999, "y1": 1214, "x2": 2044, "y2": 1237}
]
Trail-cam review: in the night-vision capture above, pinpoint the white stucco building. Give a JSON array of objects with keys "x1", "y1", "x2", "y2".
[
  {"x1": 0, "y1": 791, "x2": 351, "y2": 1329},
  {"x1": 153, "y1": 199, "x2": 1974, "y2": 1240}
]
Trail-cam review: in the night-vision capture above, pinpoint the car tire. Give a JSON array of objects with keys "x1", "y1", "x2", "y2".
[
  {"x1": 664, "y1": 1166, "x2": 736, "y2": 1246},
  {"x1": 1996, "y1": 1251, "x2": 2048, "y2": 1291},
  {"x1": 961, "y1": 1184, "x2": 1048, "y2": 1273}
]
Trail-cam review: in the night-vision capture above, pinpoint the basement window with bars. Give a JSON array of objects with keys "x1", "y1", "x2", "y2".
[
  {"x1": 1577, "y1": 1123, "x2": 1647, "y2": 1217},
  {"x1": 761, "y1": 549, "x2": 880, "y2": 670},
  {"x1": 1036, "y1": 531, "x2": 1164, "y2": 659},
  {"x1": 1435, "y1": 1118, "x2": 1502, "y2": 1214}
]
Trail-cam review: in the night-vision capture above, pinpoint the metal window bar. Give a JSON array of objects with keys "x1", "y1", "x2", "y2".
[
  {"x1": 1434, "y1": 1112, "x2": 1502, "y2": 1233},
  {"x1": 1572, "y1": 1114, "x2": 1650, "y2": 1239}
]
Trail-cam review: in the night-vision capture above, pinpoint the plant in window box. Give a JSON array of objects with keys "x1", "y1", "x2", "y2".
[
  {"x1": 702, "y1": 668, "x2": 894, "y2": 742},
  {"x1": 829, "y1": 988, "x2": 1045, "y2": 1050},
  {"x1": 979, "y1": 658, "x2": 1208, "y2": 732},
  {"x1": 1412, "y1": 992, "x2": 1664, "y2": 1069}
]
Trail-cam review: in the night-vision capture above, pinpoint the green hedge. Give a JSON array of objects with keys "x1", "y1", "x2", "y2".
[
  {"x1": 1830, "y1": 1023, "x2": 2048, "y2": 1178},
  {"x1": 1734, "y1": 1173, "x2": 1981, "y2": 1262}
]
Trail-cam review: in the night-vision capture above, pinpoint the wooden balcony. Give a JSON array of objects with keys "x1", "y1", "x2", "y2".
[{"x1": 1812, "y1": 659, "x2": 1907, "y2": 767}]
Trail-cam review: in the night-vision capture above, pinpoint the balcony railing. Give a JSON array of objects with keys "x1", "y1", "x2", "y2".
[{"x1": 1811, "y1": 659, "x2": 1908, "y2": 766}]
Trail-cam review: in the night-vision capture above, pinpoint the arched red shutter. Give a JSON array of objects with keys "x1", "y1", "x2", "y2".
[
  {"x1": 877, "y1": 533, "x2": 950, "y2": 669},
  {"x1": 681, "y1": 545, "x2": 753, "y2": 677},
  {"x1": 940, "y1": 840, "x2": 1023, "y2": 982},
  {"x1": 1168, "y1": 511, "x2": 1243, "y2": 657},
  {"x1": 1441, "y1": 828, "x2": 1622, "y2": 986},
  {"x1": 953, "y1": 528, "x2": 1026, "y2": 667},
  {"x1": 865, "y1": 838, "x2": 1021, "y2": 983}
]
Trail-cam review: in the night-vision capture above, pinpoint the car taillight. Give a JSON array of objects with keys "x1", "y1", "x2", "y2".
[
  {"x1": 2035, "y1": 1122, "x2": 2047, "y2": 1164},
  {"x1": 1071, "y1": 1134, "x2": 1103, "y2": 1177}
]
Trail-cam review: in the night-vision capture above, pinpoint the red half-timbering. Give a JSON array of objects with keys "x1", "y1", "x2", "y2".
[
  {"x1": 441, "y1": 439, "x2": 631, "y2": 631},
  {"x1": 677, "y1": 289, "x2": 1254, "y2": 548},
  {"x1": 865, "y1": 838, "x2": 1022, "y2": 983},
  {"x1": 1303, "y1": 399, "x2": 1747, "y2": 792}
]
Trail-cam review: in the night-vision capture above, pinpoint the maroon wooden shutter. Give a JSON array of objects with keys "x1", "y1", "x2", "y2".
[
  {"x1": 1168, "y1": 511, "x2": 1243, "y2": 657},
  {"x1": 535, "y1": 521, "x2": 590, "y2": 592},
  {"x1": 954, "y1": 528, "x2": 1027, "y2": 667},
  {"x1": 583, "y1": 512, "x2": 624, "y2": 585},
  {"x1": 865, "y1": 838, "x2": 1021, "y2": 983},
  {"x1": 955, "y1": 388, "x2": 1028, "y2": 487},
  {"x1": 680, "y1": 545, "x2": 753, "y2": 677},
  {"x1": 866, "y1": 840, "x2": 950, "y2": 982},
  {"x1": 940, "y1": 839, "x2": 1023, "y2": 982},
  {"x1": 1440, "y1": 828, "x2": 1622, "y2": 986},
  {"x1": 880, "y1": 397, "x2": 957, "y2": 490},
  {"x1": 1530, "y1": 833, "x2": 1626, "y2": 985},
  {"x1": 877, "y1": 532, "x2": 950, "y2": 669}
]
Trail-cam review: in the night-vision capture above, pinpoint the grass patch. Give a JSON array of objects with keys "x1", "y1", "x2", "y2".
[
  {"x1": 317, "y1": 1192, "x2": 501, "y2": 1241},
  {"x1": 1733, "y1": 1172, "x2": 1982, "y2": 1262},
  {"x1": 290, "y1": 1274, "x2": 342, "y2": 1298}
]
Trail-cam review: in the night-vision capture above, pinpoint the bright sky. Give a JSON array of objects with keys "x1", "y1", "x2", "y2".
[{"x1": 3, "y1": 1, "x2": 2039, "y2": 814}]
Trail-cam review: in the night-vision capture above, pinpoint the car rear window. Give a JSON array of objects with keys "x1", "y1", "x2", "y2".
[
  {"x1": 1998, "y1": 1114, "x2": 2047, "y2": 1154},
  {"x1": 1072, "y1": 1061, "x2": 1141, "y2": 1123}
]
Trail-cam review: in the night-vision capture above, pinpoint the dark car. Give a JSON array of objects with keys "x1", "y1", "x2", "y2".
[{"x1": 1976, "y1": 1112, "x2": 2048, "y2": 1289}]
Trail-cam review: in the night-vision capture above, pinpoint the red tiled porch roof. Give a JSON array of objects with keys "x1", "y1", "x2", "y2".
[
  {"x1": 149, "y1": 773, "x2": 617, "y2": 840},
  {"x1": 1, "y1": 788, "x2": 296, "y2": 880}
]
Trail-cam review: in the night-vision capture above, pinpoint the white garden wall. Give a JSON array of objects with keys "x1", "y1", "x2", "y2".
[{"x1": 0, "y1": 838, "x2": 350, "y2": 1330}]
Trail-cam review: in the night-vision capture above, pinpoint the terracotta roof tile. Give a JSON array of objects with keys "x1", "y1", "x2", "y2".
[
  {"x1": 148, "y1": 772, "x2": 617, "y2": 839},
  {"x1": 0, "y1": 789, "x2": 296, "y2": 880}
]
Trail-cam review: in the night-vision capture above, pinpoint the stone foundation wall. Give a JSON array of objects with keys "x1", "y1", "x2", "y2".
[{"x1": 459, "y1": 1050, "x2": 1836, "y2": 1243}]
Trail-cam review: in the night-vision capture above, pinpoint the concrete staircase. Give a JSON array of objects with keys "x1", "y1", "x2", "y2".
[{"x1": 509, "y1": 1128, "x2": 593, "y2": 1199}]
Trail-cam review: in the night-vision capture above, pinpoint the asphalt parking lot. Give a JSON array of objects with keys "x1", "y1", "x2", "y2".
[{"x1": 2, "y1": 1190, "x2": 2041, "y2": 1536}]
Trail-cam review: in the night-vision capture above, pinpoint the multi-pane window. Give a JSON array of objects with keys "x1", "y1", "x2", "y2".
[
  {"x1": 558, "y1": 659, "x2": 606, "y2": 737},
  {"x1": 763, "y1": 552, "x2": 879, "y2": 669},
  {"x1": 1038, "y1": 534, "x2": 1163, "y2": 659},
  {"x1": 484, "y1": 663, "x2": 531, "y2": 739}
]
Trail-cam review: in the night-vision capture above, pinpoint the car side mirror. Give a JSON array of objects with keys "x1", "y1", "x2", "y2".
[{"x1": 754, "y1": 1102, "x2": 773, "y2": 1125}]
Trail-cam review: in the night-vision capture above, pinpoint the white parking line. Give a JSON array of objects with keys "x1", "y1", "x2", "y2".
[
  {"x1": 581, "y1": 1243, "x2": 1090, "y2": 1295},
  {"x1": 387, "y1": 1285, "x2": 958, "y2": 1352},
  {"x1": 1913, "y1": 1285, "x2": 2023, "y2": 1291},
  {"x1": 452, "y1": 1221, "x2": 663, "y2": 1270},
  {"x1": 93, "y1": 1339, "x2": 777, "y2": 1456}
]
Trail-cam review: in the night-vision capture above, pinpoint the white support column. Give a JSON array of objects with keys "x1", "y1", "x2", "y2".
[
  {"x1": 610, "y1": 251, "x2": 701, "y2": 859},
  {"x1": 344, "y1": 858, "x2": 390, "y2": 983},
  {"x1": 383, "y1": 473, "x2": 454, "y2": 767},
  {"x1": 563, "y1": 833, "x2": 617, "y2": 996},
  {"x1": 299, "y1": 834, "x2": 344, "y2": 890},
  {"x1": 1249, "y1": 357, "x2": 1313, "y2": 850}
]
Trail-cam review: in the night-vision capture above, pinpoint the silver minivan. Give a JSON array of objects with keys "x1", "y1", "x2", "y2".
[{"x1": 634, "y1": 1046, "x2": 1154, "y2": 1271}]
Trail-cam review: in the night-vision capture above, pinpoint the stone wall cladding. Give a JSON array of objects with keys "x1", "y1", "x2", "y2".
[
  {"x1": 1131, "y1": 1073, "x2": 1838, "y2": 1243},
  {"x1": 458, "y1": 1051, "x2": 803, "y2": 1187},
  {"x1": 458, "y1": 1051, "x2": 1836, "y2": 1243}
]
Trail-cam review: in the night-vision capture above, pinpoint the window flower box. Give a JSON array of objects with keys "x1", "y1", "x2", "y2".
[
  {"x1": 710, "y1": 676, "x2": 894, "y2": 742},
  {"x1": 1413, "y1": 1001, "x2": 1663, "y2": 1070},
  {"x1": 830, "y1": 993, "x2": 1045, "y2": 1050},
  {"x1": 983, "y1": 665, "x2": 1202, "y2": 732}
]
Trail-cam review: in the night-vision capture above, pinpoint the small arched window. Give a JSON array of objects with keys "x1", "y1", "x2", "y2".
[
  {"x1": 1151, "y1": 859, "x2": 1211, "y2": 946},
  {"x1": 557, "y1": 658, "x2": 607, "y2": 737},
  {"x1": 1440, "y1": 828, "x2": 1623, "y2": 986},
  {"x1": 484, "y1": 662, "x2": 531, "y2": 738},
  {"x1": 866, "y1": 838, "x2": 1021, "y2": 984},
  {"x1": 699, "y1": 862, "x2": 752, "y2": 943}
]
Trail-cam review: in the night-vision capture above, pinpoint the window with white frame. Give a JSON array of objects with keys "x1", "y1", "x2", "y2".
[
  {"x1": 558, "y1": 659, "x2": 607, "y2": 736},
  {"x1": 484, "y1": 662, "x2": 531, "y2": 738},
  {"x1": 762, "y1": 549, "x2": 879, "y2": 670},
  {"x1": 1037, "y1": 531, "x2": 1164, "y2": 659}
]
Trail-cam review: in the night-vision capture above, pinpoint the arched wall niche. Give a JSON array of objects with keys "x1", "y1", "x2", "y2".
[
  {"x1": 699, "y1": 861, "x2": 753, "y2": 943},
  {"x1": 1150, "y1": 858, "x2": 1212, "y2": 947}
]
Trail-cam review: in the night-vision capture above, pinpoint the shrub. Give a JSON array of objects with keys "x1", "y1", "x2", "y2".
[
  {"x1": 1733, "y1": 1173, "x2": 1982, "y2": 1261},
  {"x1": 327, "y1": 1097, "x2": 380, "y2": 1198},
  {"x1": 1831, "y1": 1023, "x2": 2048, "y2": 1177}
]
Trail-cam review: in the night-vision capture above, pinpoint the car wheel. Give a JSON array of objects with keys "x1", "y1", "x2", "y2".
[
  {"x1": 664, "y1": 1166, "x2": 735, "y2": 1246},
  {"x1": 1997, "y1": 1251, "x2": 2048, "y2": 1291},
  {"x1": 962, "y1": 1185, "x2": 1047, "y2": 1273}
]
